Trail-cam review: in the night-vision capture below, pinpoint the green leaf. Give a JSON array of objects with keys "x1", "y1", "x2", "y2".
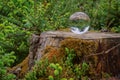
[
  {"x1": 48, "y1": 75, "x2": 54, "y2": 80},
  {"x1": 49, "y1": 63, "x2": 56, "y2": 69},
  {"x1": 61, "y1": 78, "x2": 67, "y2": 80},
  {"x1": 54, "y1": 70, "x2": 59, "y2": 76}
]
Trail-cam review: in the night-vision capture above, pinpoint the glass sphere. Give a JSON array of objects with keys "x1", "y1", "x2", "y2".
[{"x1": 69, "y1": 12, "x2": 90, "y2": 31}]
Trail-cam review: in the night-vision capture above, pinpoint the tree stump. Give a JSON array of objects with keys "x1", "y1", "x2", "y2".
[{"x1": 29, "y1": 31, "x2": 120, "y2": 77}]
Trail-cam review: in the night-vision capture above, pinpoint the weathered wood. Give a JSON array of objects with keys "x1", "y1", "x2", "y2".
[{"x1": 28, "y1": 31, "x2": 120, "y2": 77}]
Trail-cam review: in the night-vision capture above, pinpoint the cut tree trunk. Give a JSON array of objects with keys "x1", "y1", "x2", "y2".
[{"x1": 29, "y1": 31, "x2": 120, "y2": 77}]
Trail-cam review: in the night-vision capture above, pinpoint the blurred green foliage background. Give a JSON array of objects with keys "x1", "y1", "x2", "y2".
[{"x1": 0, "y1": 0, "x2": 120, "y2": 79}]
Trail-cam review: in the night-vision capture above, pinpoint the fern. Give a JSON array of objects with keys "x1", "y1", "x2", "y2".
[{"x1": 0, "y1": 47, "x2": 16, "y2": 80}]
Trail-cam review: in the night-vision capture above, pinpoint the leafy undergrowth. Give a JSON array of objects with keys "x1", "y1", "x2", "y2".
[{"x1": 25, "y1": 49, "x2": 90, "y2": 80}]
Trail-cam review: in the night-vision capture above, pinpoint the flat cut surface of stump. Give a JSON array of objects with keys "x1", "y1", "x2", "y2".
[
  {"x1": 41, "y1": 31, "x2": 120, "y2": 39},
  {"x1": 29, "y1": 31, "x2": 120, "y2": 76}
]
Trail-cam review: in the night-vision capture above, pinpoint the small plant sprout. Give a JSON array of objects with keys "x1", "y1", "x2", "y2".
[
  {"x1": 48, "y1": 75, "x2": 54, "y2": 80},
  {"x1": 49, "y1": 63, "x2": 64, "y2": 80}
]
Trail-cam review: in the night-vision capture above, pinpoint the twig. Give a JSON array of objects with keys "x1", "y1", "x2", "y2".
[{"x1": 85, "y1": 43, "x2": 120, "y2": 57}]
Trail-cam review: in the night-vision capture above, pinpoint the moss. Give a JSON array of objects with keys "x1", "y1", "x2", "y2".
[
  {"x1": 42, "y1": 46, "x2": 65, "y2": 63},
  {"x1": 41, "y1": 38, "x2": 98, "y2": 65},
  {"x1": 19, "y1": 56, "x2": 29, "y2": 78},
  {"x1": 60, "y1": 38, "x2": 98, "y2": 58},
  {"x1": 41, "y1": 38, "x2": 99, "y2": 73},
  {"x1": 8, "y1": 56, "x2": 29, "y2": 78}
]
